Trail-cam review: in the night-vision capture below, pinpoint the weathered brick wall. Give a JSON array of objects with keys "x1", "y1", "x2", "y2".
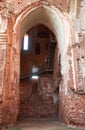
[
  {"x1": 59, "y1": 91, "x2": 85, "y2": 126},
  {"x1": 13, "y1": 0, "x2": 70, "y2": 13},
  {"x1": 70, "y1": 0, "x2": 85, "y2": 93},
  {"x1": 1, "y1": 16, "x2": 20, "y2": 125},
  {"x1": 0, "y1": 0, "x2": 85, "y2": 127}
]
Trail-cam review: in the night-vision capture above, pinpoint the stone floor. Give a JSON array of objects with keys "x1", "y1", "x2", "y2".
[{"x1": 16, "y1": 118, "x2": 85, "y2": 130}]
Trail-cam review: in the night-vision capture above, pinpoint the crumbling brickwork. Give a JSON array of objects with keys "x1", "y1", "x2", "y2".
[
  {"x1": 59, "y1": 91, "x2": 85, "y2": 126},
  {"x1": 0, "y1": 0, "x2": 85, "y2": 128}
]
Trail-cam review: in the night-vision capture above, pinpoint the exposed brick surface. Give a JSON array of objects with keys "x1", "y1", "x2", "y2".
[
  {"x1": 13, "y1": 0, "x2": 70, "y2": 13},
  {"x1": 0, "y1": 0, "x2": 85, "y2": 128},
  {"x1": 59, "y1": 92, "x2": 85, "y2": 126}
]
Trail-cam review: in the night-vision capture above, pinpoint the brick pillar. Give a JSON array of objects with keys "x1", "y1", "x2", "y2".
[{"x1": 2, "y1": 17, "x2": 19, "y2": 125}]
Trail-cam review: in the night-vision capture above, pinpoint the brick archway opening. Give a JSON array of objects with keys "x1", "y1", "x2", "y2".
[
  {"x1": 18, "y1": 23, "x2": 60, "y2": 120},
  {"x1": 14, "y1": 4, "x2": 71, "y2": 122},
  {"x1": 3, "y1": 3, "x2": 73, "y2": 125}
]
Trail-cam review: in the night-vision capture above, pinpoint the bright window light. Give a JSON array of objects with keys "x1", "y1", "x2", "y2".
[
  {"x1": 32, "y1": 67, "x2": 38, "y2": 73},
  {"x1": 32, "y1": 75, "x2": 39, "y2": 79},
  {"x1": 32, "y1": 67, "x2": 39, "y2": 79},
  {"x1": 23, "y1": 34, "x2": 29, "y2": 50}
]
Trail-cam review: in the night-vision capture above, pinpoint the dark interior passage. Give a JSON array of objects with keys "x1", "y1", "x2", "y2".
[
  {"x1": 19, "y1": 24, "x2": 61, "y2": 120},
  {"x1": 19, "y1": 77, "x2": 58, "y2": 119}
]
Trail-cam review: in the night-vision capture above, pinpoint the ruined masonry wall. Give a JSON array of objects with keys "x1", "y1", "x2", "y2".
[{"x1": 0, "y1": 0, "x2": 85, "y2": 127}]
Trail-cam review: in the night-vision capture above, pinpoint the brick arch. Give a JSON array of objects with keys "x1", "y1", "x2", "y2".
[
  {"x1": 14, "y1": 1, "x2": 74, "y2": 89},
  {"x1": 3, "y1": 1, "x2": 76, "y2": 125}
]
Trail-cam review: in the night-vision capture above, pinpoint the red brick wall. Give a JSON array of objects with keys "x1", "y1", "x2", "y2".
[
  {"x1": 1, "y1": 0, "x2": 85, "y2": 127},
  {"x1": 13, "y1": 0, "x2": 70, "y2": 13},
  {"x1": 2, "y1": 17, "x2": 20, "y2": 125},
  {"x1": 59, "y1": 91, "x2": 85, "y2": 126}
]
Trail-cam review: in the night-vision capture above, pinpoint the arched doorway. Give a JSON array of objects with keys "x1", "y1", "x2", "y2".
[
  {"x1": 3, "y1": 2, "x2": 74, "y2": 124},
  {"x1": 14, "y1": 4, "x2": 73, "y2": 121},
  {"x1": 19, "y1": 24, "x2": 60, "y2": 119}
]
